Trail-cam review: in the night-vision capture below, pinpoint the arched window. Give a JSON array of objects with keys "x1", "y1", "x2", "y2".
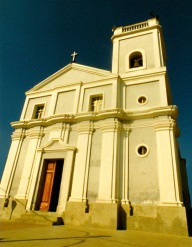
[{"x1": 129, "y1": 51, "x2": 143, "y2": 69}]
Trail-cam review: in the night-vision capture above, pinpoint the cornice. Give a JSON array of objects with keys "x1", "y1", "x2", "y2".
[
  {"x1": 38, "y1": 138, "x2": 77, "y2": 153},
  {"x1": 111, "y1": 24, "x2": 161, "y2": 41},
  {"x1": 26, "y1": 63, "x2": 116, "y2": 95},
  {"x1": 11, "y1": 105, "x2": 178, "y2": 130},
  {"x1": 120, "y1": 67, "x2": 166, "y2": 82},
  {"x1": 26, "y1": 75, "x2": 119, "y2": 96}
]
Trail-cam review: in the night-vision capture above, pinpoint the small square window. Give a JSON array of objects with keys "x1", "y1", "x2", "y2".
[
  {"x1": 90, "y1": 95, "x2": 103, "y2": 112},
  {"x1": 33, "y1": 105, "x2": 44, "y2": 119}
]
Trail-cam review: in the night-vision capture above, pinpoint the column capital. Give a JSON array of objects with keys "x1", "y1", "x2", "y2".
[
  {"x1": 27, "y1": 128, "x2": 44, "y2": 139},
  {"x1": 11, "y1": 129, "x2": 26, "y2": 141},
  {"x1": 123, "y1": 125, "x2": 131, "y2": 134},
  {"x1": 77, "y1": 121, "x2": 94, "y2": 134},
  {"x1": 154, "y1": 119, "x2": 179, "y2": 136},
  {"x1": 99, "y1": 119, "x2": 121, "y2": 132}
]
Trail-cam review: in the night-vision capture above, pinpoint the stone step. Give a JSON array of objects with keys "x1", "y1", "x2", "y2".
[{"x1": 16, "y1": 211, "x2": 64, "y2": 226}]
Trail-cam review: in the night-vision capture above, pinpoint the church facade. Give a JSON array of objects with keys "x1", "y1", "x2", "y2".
[{"x1": 0, "y1": 18, "x2": 191, "y2": 235}]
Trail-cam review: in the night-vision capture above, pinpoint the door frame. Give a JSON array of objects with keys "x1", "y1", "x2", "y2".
[{"x1": 26, "y1": 139, "x2": 76, "y2": 213}]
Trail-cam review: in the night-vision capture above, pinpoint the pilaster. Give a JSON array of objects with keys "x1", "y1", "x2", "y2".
[
  {"x1": 0, "y1": 129, "x2": 25, "y2": 198},
  {"x1": 111, "y1": 38, "x2": 119, "y2": 74},
  {"x1": 48, "y1": 91, "x2": 58, "y2": 115},
  {"x1": 15, "y1": 128, "x2": 44, "y2": 201},
  {"x1": 154, "y1": 119, "x2": 183, "y2": 206},
  {"x1": 97, "y1": 119, "x2": 121, "y2": 203},
  {"x1": 61, "y1": 123, "x2": 70, "y2": 144},
  {"x1": 121, "y1": 127, "x2": 131, "y2": 204},
  {"x1": 69, "y1": 121, "x2": 94, "y2": 202},
  {"x1": 57, "y1": 149, "x2": 76, "y2": 213}
]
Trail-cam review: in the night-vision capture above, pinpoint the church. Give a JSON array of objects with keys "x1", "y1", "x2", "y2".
[{"x1": 0, "y1": 18, "x2": 191, "y2": 236}]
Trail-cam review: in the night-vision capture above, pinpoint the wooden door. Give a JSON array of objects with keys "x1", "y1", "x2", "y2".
[{"x1": 40, "y1": 161, "x2": 56, "y2": 211}]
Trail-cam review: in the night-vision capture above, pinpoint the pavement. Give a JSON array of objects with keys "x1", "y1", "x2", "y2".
[{"x1": 0, "y1": 221, "x2": 192, "y2": 247}]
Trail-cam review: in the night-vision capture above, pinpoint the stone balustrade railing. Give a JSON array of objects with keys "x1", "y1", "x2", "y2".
[{"x1": 122, "y1": 21, "x2": 149, "y2": 32}]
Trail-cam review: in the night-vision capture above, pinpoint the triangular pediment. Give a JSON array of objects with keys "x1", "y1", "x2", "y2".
[{"x1": 27, "y1": 63, "x2": 116, "y2": 94}]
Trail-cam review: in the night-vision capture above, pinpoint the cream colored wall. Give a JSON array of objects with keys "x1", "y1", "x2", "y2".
[
  {"x1": 40, "y1": 133, "x2": 49, "y2": 146},
  {"x1": 55, "y1": 90, "x2": 76, "y2": 114},
  {"x1": 87, "y1": 129, "x2": 102, "y2": 201},
  {"x1": 68, "y1": 127, "x2": 78, "y2": 146},
  {"x1": 82, "y1": 85, "x2": 112, "y2": 112},
  {"x1": 10, "y1": 137, "x2": 30, "y2": 196},
  {"x1": 128, "y1": 126, "x2": 159, "y2": 204},
  {"x1": 125, "y1": 81, "x2": 161, "y2": 110},
  {"x1": 119, "y1": 33, "x2": 154, "y2": 74},
  {"x1": 24, "y1": 96, "x2": 51, "y2": 119},
  {"x1": 39, "y1": 70, "x2": 108, "y2": 91}
]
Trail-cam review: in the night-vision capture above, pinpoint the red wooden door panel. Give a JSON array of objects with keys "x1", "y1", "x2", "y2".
[{"x1": 40, "y1": 161, "x2": 56, "y2": 211}]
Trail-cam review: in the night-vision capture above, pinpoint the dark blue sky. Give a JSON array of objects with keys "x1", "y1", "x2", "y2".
[{"x1": 0, "y1": 0, "x2": 192, "y2": 199}]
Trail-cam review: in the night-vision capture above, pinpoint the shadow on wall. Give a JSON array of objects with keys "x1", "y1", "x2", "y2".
[{"x1": 9, "y1": 200, "x2": 17, "y2": 220}]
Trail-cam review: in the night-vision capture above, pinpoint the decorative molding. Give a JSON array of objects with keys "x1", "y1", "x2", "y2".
[
  {"x1": 11, "y1": 129, "x2": 26, "y2": 140},
  {"x1": 26, "y1": 129, "x2": 44, "y2": 139},
  {"x1": 77, "y1": 121, "x2": 94, "y2": 134},
  {"x1": 26, "y1": 63, "x2": 116, "y2": 95},
  {"x1": 154, "y1": 119, "x2": 180, "y2": 136},
  {"x1": 135, "y1": 144, "x2": 150, "y2": 158},
  {"x1": 111, "y1": 18, "x2": 161, "y2": 41},
  {"x1": 11, "y1": 105, "x2": 178, "y2": 130},
  {"x1": 37, "y1": 138, "x2": 77, "y2": 153},
  {"x1": 159, "y1": 200, "x2": 183, "y2": 207},
  {"x1": 99, "y1": 119, "x2": 121, "y2": 132}
]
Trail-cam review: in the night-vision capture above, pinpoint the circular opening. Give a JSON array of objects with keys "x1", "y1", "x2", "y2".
[
  {"x1": 137, "y1": 145, "x2": 148, "y2": 156},
  {"x1": 138, "y1": 96, "x2": 147, "y2": 105}
]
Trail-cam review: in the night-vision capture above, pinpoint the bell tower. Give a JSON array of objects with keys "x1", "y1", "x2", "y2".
[
  {"x1": 110, "y1": 18, "x2": 190, "y2": 234},
  {"x1": 111, "y1": 18, "x2": 166, "y2": 74}
]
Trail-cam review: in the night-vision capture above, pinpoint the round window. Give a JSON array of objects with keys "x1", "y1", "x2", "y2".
[
  {"x1": 136, "y1": 145, "x2": 149, "y2": 157},
  {"x1": 138, "y1": 96, "x2": 147, "y2": 105}
]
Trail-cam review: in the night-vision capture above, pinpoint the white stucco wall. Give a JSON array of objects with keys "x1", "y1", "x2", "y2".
[
  {"x1": 39, "y1": 69, "x2": 109, "y2": 91},
  {"x1": 55, "y1": 90, "x2": 76, "y2": 114},
  {"x1": 82, "y1": 85, "x2": 112, "y2": 112},
  {"x1": 119, "y1": 33, "x2": 154, "y2": 74},
  {"x1": 128, "y1": 125, "x2": 159, "y2": 204},
  {"x1": 10, "y1": 137, "x2": 30, "y2": 196},
  {"x1": 125, "y1": 81, "x2": 161, "y2": 110},
  {"x1": 24, "y1": 96, "x2": 51, "y2": 119},
  {"x1": 87, "y1": 129, "x2": 102, "y2": 201}
]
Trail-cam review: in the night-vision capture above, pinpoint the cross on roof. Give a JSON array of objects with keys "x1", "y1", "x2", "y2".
[{"x1": 71, "y1": 51, "x2": 78, "y2": 63}]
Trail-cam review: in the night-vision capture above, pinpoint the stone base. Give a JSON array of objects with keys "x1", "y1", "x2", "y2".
[
  {"x1": 0, "y1": 197, "x2": 27, "y2": 220},
  {"x1": 63, "y1": 202, "x2": 190, "y2": 236},
  {"x1": 63, "y1": 201, "x2": 118, "y2": 229},
  {"x1": 127, "y1": 204, "x2": 189, "y2": 236}
]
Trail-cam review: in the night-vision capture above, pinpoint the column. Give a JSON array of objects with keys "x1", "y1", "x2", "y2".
[
  {"x1": 112, "y1": 38, "x2": 119, "y2": 74},
  {"x1": 15, "y1": 128, "x2": 44, "y2": 200},
  {"x1": 69, "y1": 122, "x2": 93, "y2": 202},
  {"x1": 48, "y1": 91, "x2": 58, "y2": 115},
  {"x1": 0, "y1": 129, "x2": 25, "y2": 198},
  {"x1": 97, "y1": 119, "x2": 121, "y2": 203},
  {"x1": 61, "y1": 123, "x2": 70, "y2": 144},
  {"x1": 26, "y1": 150, "x2": 43, "y2": 210},
  {"x1": 153, "y1": 29, "x2": 162, "y2": 67},
  {"x1": 121, "y1": 127, "x2": 130, "y2": 204},
  {"x1": 155, "y1": 119, "x2": 183, "y2": 206},
  {"x1": 57, "y1": 149, "x2": 76, "y2": 213}
]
